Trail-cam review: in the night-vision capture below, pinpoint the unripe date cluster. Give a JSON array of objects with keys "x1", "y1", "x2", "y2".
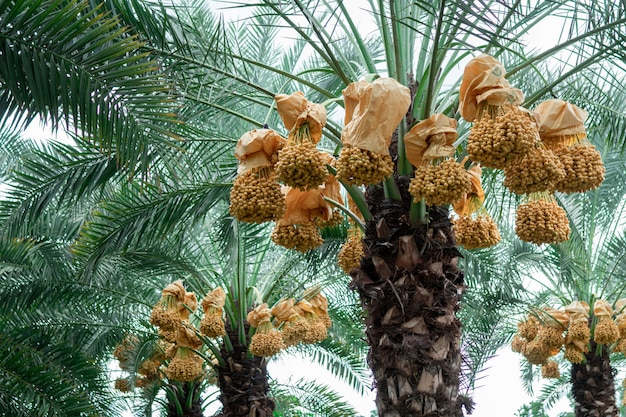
[
  {"x1": 229, "y1": 172, "x2": 286, "y2": 223},
  {"x1": 515, "y1": 199, "x2": 570, "y2": 245},
  {"x1": 408, "y1": 159, "x2": 472, "y2": 206},
  {"x1": 249, "y1": 331, "x2": 285, "y2": 357},
  {"x1": 271, "y1": 222, "x2": 323, "y2": 253},
  {"x1": 336, "y1": 145, "x2": 394, "y2": 185},
  {"x1": 337, "y1": 233, "x2": 364, "y2": 274},
  {"x1": 314, "y1": 210, "x2": 344, "y2": 229},
  {"x1": 452, "y1": 215, "x2": 501, "y2": 249},
  {"x1": 504, "y1": 146, "x2": 565, "y2": 194},
  {"x1": 275, "y1": 142, "x2": 328, "y2": 191},
  {"x1": 467, "y1": 106, "x2": 536, "y2": 169},
  {"x1": 555, "y1": 145, "x2": 605, "y2": 193}
]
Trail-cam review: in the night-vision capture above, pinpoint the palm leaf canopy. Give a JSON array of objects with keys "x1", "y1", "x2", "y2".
[
  {"x1": 0, "y1": 0, "x2": 184, "y2": 175},
  {"x1": 3, "y1": 0, "x2": 626, "y2": 414}
]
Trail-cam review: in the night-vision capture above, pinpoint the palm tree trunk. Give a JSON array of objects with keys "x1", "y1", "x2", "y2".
[
  {"x1": 214, "y1": 324, "x2": 275, "y2": 417},
  {"x1": 167, "y1": 382, "x2": 203, "y2": 417},
  {"x1": 350, "y1": 177, "x2": 469, "y2": 417},
  {"x1": 571, "y1": 341, "x2": 618, "y2": 417}
]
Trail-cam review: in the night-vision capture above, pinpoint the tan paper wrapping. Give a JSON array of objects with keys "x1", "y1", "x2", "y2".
[
  {"x1": 614, "y1": 299, "x2": 626, "y2": 330},
  {"x1": 183, "y1": 292, "x2": 198, "y2": 311},
  {"x1": 247, "y1": 303, "x2": 272, "y2": 327},
  {"x1": 341, "y1": 78, "x2": 411, "y2": 155},
  {"x1": 534, "y1": 99, "x2": 588, "y2": 138},
  {"x1": 271, "y1": 299, "x2": 298, "y2": 323},
  {"x1": 405, "y1": 114, "x2": 458, "y2": 167},
  {"x1": 201, "y1": 287, "x2": 226, "y2": 313},
  {"x1": 565, "y1": 300, "x2": 590, "y2": 323},
  {"x1": 295, "y1": 299, "x2": 315, "y2": 315},
  {"x1": 593, "y1": 299, "x2": 613, "y2": 317},
  {"x1": 306, "y1": 291, "x2": 329, "y2": 315},
  {"x1": 318, "y1": 152, "x2": 342, "y2": 203},
  {"x1": 178, "y1": 292, "x2": 198, "y2": 320},
  {"x1": 278, "y1": 185, "x2": 332, "y2": 226},
  {"x1": 320, "y1": 157, "x2": 344, "y2": 206},
  {"x1": 274, "y1": 92, "x2": 327, "y2": 143},
  {"x1": 459, "y1": 54, "x2": 524, "y2": 122},
  {"x1": 162, "y1": 281, "x2": 186, "y2": 300},
  {"x1": 542, "y1": 308, "x2": 569, "y2": 328},
  {"x1": 175, "y1": 326, "x2": 203, "y2": 349},
  {"x1": 452, "y1": 164, "x2": 484, "y2": 216},
  {"x1": 234, "y1": 129, "x2": 286, "y2": 175}
]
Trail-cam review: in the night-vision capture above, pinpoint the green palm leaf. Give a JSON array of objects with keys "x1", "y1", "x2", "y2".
[
  {"x1": 271, "y1": 377, "x2": 359, "y2": 417},
  {"x1": 0, "y1": 0, "x2": 182, "y2": 174},
  {"x1": 0, "y1": 322, "x2": 124, "y2": 417}
]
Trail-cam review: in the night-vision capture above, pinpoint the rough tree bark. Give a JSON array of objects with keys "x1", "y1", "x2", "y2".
[
  {"x1": 571, "y1": 340, "x2": 618, "y2": 417},
  {"x1": 214, "y1": 324, "x2": 275, "y2": 417},
  {"x1": 350, "y1": 177, "x2": 471, "y2": 417}
]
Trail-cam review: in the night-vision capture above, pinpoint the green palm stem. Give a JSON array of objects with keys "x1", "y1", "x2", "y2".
[
  {"x1": 409, "y1": 197, "x2": 427, "y2": 225},
  {"x1": 344, "y1": 183, "x2": 372, "y2": 220},
  {"x1": 207, "y1": 335, "x2": 229, "y2": 365},
  {"x1": 249, "y1": 243, "x2": 269, "y2": 288},
  {"x1": 192, "y1": 341, "x2": 225, "y2": 367},
  {"x1": 375, "y1": 0, "x2": 396, "y2": 80},
  {"x1": 389, "y1": 0, "x2": 413, "y2": 179},
  {"x1": 389, "y1": 0, "x2": 406, "y2": 86},
  {"x1": 323, "y1": 196, "x2": 365, "y2": 231},
  {"x1": 232, "y1": 221, "x2": 248, "y2": 346},
  {"x1": 383, "y1": 176, "x2": 402, "y2": 201},
  {"x1": 334, "y1": 0, "x2": 378, "y2": 74},
  {"x1": 422, "y1": 2, "x2": 445, "y2": 120},
  {"x1": 326, "y1": 165, "x2": 372, "y2": 221},
  {"x1": 164, "y1": 386, "x2": 185, "y2": 416}
]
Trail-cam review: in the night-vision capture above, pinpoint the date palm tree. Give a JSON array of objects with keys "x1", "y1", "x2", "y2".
[
  {"x1": 508, "y1": 115, "x2": 626, "y2": 416},
  {"x1": 193, "y1": 1, "x2": 626, "y2": 415}
]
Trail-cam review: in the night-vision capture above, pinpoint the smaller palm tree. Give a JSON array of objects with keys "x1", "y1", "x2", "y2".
[{"x1": 507, "y1": 117, "x2": 626, "y2": 416}]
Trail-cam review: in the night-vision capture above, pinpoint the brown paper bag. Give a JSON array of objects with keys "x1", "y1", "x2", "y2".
[
  {"x1": 405, "y1": 114, "x2": 458, "y2": 166},
  {"x1": 534, "y1": 99, "x2": 587, "y2": 140},
  {"x1": 341, "y1": 78, "x2": 411, "y2": 156},
  {"x1": 459, "y1": 54, "x2": 523, "y2": 122},
  {"x1": 234, "y1": 129, "x2": 286, "y2": 175},
  {"x1": 278, "y1": 186, "x2": 332, "y2": 226},
  {"x1": 275, "y1": 92, "x2": 327, "y2": 143}
]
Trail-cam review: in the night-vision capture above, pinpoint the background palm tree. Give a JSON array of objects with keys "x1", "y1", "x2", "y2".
[
  {"x1": 506, "y1": 111, "x2": 626, "y2": 415},
  {"x1": 0, "y1": 1, "x2": 369, "y2": 415},
  {"x1": 200, "y1": 1, "x2": 626, "y2": 416}
]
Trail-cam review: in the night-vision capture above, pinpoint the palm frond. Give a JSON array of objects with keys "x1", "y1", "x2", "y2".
[
  {"x1": 0, "y1": 0, "x2": 182, "y2": 174},
  {"x1": 270, "y1": 377, "x2": 360, "y2": 417},
  {"x1": 0, "y1": 139, "x2": 118, "y2": 236},
  {"x1": 72, "y1": 181, "x2": 231, "y2": 272},
  {"x1": 293, "y1": 338, "x2": 371, "y2": 397},
  {"x1": 0, "y1": 319, "x2": 125, "y2": 417}
]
